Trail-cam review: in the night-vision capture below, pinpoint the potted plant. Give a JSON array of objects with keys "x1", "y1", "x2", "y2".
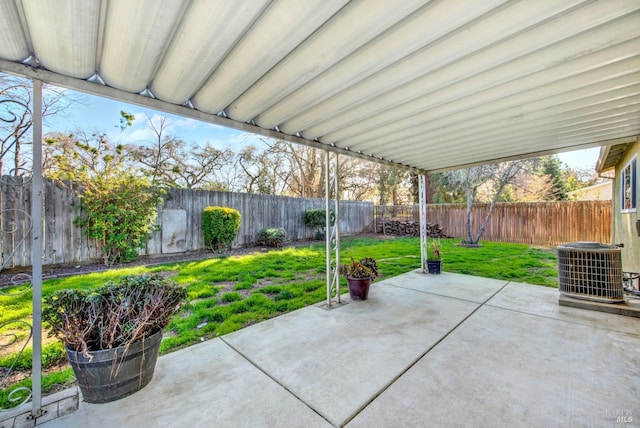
[
  {"x1": 340, "y1": 257, "x2": 378, "y2": 300},
  {"x1": 426, "y1": 239, "x2": 442, "y2": 274},
  {"x1": 42, "y1": 273, "x2": 187, "y2": 403}
]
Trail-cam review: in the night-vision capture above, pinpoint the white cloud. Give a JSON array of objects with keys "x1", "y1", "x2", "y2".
[
  {"x1": 119, "y1": 127, "x2": 156, "y2": 146},
  {"x1": 172, "y1": 117, "x2": 199, "y2": 129}
]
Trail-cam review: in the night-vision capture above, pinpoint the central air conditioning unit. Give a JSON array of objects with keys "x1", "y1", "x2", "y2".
[{"x1": 557, "y1": 242, "x2": 623, "y2": 303}]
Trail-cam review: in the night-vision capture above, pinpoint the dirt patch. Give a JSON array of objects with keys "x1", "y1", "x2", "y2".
[
  {"x1": 457, "y1": 242, "x2": 482, "y2": 248},
  {"x1": 212, "y1": 281, "x2": 236, "y2": 292},
  {"x1": 155, "y1": 270, "x2": 179, "y2": 278}
]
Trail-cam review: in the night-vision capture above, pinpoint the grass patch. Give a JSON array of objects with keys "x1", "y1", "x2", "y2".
[
  {"x1": 0, "y1": 236, "x2": 558, "y2": 406},
  {"x1": 1, "y1": 367, "x2": 76, "y2": 409}
]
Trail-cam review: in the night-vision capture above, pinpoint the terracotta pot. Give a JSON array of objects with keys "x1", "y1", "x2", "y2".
[{"x1": 346, "y1": 277, "x2": 372, "y2": 300}]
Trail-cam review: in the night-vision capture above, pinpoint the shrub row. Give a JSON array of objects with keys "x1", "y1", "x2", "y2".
[{"x1": 201, "y1": 207, "x2": 334, "y2": 252}]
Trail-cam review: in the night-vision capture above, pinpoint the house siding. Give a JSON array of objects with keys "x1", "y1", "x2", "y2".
[{"x1": 613, "y1": 140, "x2": 640, "y2": 273}]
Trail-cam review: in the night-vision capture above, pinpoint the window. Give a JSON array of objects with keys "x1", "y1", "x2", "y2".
[{"x1": 621, "y1": 156, "x2": 637, "y2": 212}]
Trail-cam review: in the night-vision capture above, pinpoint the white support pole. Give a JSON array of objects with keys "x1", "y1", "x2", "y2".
[
  {"x1": 31, "y1": 79, "x2": 43, "y2": 415},
  {"x1": 325, "y1": 150, "x2": 331, "y2": 306},
  {"x1": 333, "y1": 154, "x2": 340, "y2": 302},
  {"x1": 419, "y1": 174, "x2": 427, "y2": 273},
  {"x1": 325, "y1": 151, "x2": 342, "y2": 307}
]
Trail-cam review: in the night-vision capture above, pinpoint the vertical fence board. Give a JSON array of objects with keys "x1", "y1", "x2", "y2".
[
  {"x1": 1, "y1": 178, "x2": 374, "y2": 267},
  {"x1": 2, "y1": 177, "x2": 614, "y2": 268},
  {"x1": 374, "y1": 201, "x2": 612, "y2": 246}
]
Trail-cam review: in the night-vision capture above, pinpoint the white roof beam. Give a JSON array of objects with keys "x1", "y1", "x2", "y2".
[{"x1": 0, "y1": 59, "x2": 421, "y2": 174}]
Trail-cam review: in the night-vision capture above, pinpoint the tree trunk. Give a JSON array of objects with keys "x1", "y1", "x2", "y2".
[
  {"x1": 465, "y1": 187, "x2": 474, "y2": 244},
  {"x1": 473, "y1": 199, "x2": 498, "y2": 244}
]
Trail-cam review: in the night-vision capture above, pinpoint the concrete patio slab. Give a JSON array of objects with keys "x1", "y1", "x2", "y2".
[
  {"x1": 384, "y1": 270, "x2": 508, "y2": 303},
  {"x1": 41, "y1": 337, "x2": 332, "y2": 428},
  {"x1": 38, "y1": 272, "x2": 639, "y2": 428},
  {"x1": 348, "y1": 303, "x2": 640, "y2": 427},
  {"x1": 223, "y1": 283, "x2": 481, "y2": 427},
  {"x1": 489, "y1": 282, "x2": 640, "y2": 335}
]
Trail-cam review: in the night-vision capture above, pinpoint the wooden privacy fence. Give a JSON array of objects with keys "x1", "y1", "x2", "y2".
[
  {"x1": 374, "y1": 201, "x2": 612, "y2": 246},
  {"x1": 0, "y1": 177, "x2": 373, "y2": 268}
]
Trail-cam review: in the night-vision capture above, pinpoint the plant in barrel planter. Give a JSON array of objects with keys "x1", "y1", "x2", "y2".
[
  {"x1": 340, "y1": 257, "x2": 378, "y2": 300},
  {"x1": 426, "y1": 239, "x2": 443, "y2": 274},
  {"x1": 42, "y1": 273, "x2": 187, "y2": 403}
]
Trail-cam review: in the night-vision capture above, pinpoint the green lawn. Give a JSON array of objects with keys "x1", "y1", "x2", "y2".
[{"x1": 0, "y1": 237, "x2": 558, "y2": 406}]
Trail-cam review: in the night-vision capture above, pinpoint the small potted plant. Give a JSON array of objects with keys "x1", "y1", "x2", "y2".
[
  {"x1": 42, "y1": 273, "x2": 187, "y2": 403},
  {"x1": 340, "y1": 257, "x2": 378, "y2": 300},
  {"x1": 426, "y1": 239, "x2": 442, "y2": 274}
]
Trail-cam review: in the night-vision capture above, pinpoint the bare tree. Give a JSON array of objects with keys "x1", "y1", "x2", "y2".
[
  {"x1": 338, "y1": 157, "x2": 381, "y2": 201},
  {"x1": 507, "y1": 171, "x2": 555, "y2": 202},
  {"x1": 0, "y1": 73, "x2": 79, "y2": 176},
  {"x1": 125, "y1": 114, "x2": 233, "y2": 189},
  {"x1": 234, "y1": 143, "x2": 289, "y2": 195},
  {"x1": 377, "y1": 165, "x2": 410, "y2": 205},
  {"x1": 256, "y1": 138, "x2": 384, "y2": 200},
  {"x1": 439, "y1": 160, "x2": 535, "y2": 245},
  {"x1": 268, "y1": 140, "x2": 327, "y2": 198}
]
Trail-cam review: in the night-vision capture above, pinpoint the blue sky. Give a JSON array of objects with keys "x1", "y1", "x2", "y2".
[
  {"x1": 45, "y1": 89, "x2": 248, "y2": 151},
  {"x1": 46, "y1": 90, "x2": 600, "y2": 170}
]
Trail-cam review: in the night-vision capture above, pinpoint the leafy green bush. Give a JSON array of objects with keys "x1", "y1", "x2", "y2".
[
  {"x1": 202, "y1": 206, "x2": 241, "y2": 252},
  {"x1": 45, "y1": 132, "x2": 163, "y2": 265},
  {"x1": 304, "y1": 209, "x2": 335, "y2": 240},
  {"x1": 257, "y1": 227, "x2": 286, "y2": 247},
  {"x1": 75, "y1": 176, "x2": 163, "y2": 265}
]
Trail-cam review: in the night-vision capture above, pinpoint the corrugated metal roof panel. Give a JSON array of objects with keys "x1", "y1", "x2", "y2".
[
  {"x1": 0, "y1": 1, "x2": 30, "y2": 61},
  {"x1": 22, "y1": 0, "x2": 100, "y2": 78},
  {"x1": 0, "y1": 0, "x2": 638, "y2": 172},
  {"x1": 149, "y1": 0, "x2": 269, "y2": 105},
  {"x1": 191, "y1": 0, "x2": 349, "y2": 115}
]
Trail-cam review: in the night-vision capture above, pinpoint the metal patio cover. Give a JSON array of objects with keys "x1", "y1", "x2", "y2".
[{"x1": 0, "y1": 0, "x2": 639, "y2": 173}]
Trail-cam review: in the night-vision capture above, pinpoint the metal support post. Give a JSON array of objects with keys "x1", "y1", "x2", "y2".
[
  {"x1": 325, "y1": 150, "x2": 332, "y2": 306},
  {"x1": 325, "y1": 151, "x2": 341, "y2": 307},
  {"x1": 333, "y1": 153, "x2": 340, "y2": 302},
  {"x1": 31, "y1": 79, "x2": 43, "y2": 416},
  {"x1": 419, "y1": 174, "x2": 427, "y2": 273}
]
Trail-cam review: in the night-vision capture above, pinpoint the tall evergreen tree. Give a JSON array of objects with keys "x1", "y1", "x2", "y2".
[{"x1": 539, "y1": 155, "x2": 569, "y2": 200}]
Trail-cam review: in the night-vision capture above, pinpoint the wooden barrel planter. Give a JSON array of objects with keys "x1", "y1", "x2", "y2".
[{"x1": 66, "y1": 330, "x2": 163, "y2": 403}]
